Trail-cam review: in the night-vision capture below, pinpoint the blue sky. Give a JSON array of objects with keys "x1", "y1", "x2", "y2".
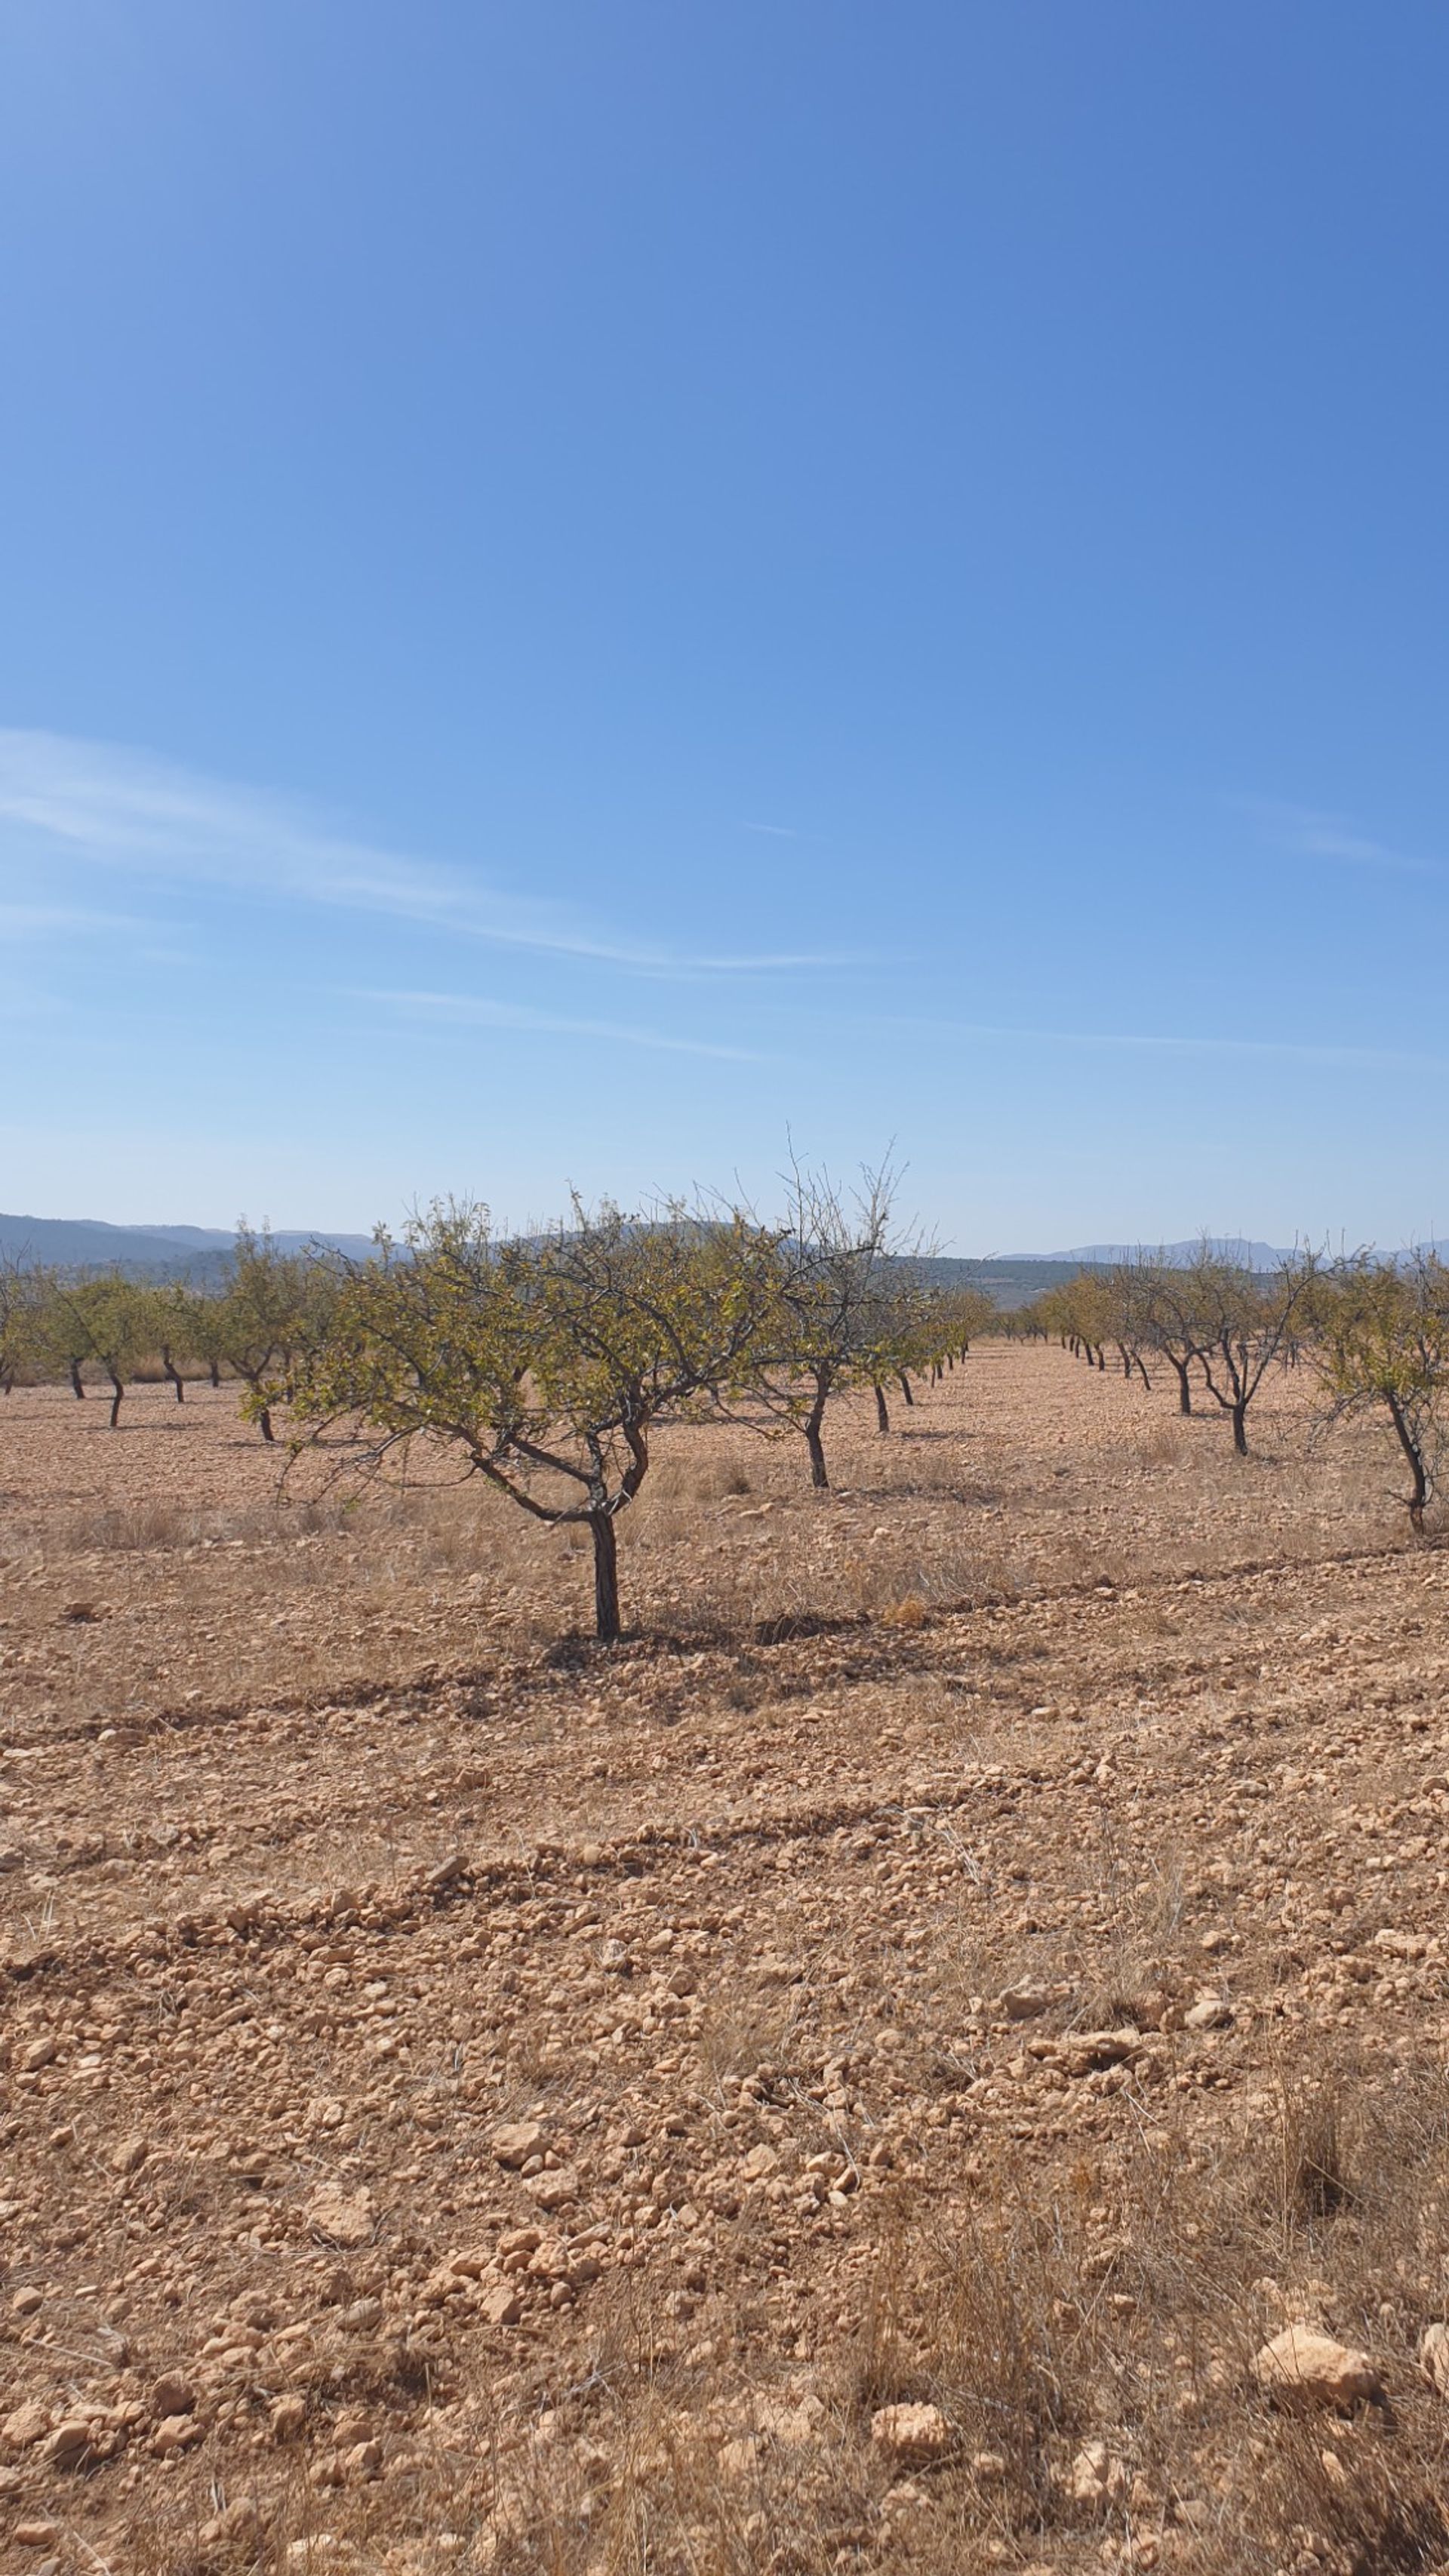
[{"x1": 2, "y1": 2, "x2": 1447, "y2": 1251}]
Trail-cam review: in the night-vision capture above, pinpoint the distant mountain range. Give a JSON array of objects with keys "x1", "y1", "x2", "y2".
[
  {"x1": 1020, "y1": 1238, "x2": 1294, "y2": 1270},
  {"x1": 0, "y1": 1216, "x2": 1425, "y2": 1306},
  {"x1": 0, "y1": 1212, "x2": 375, "y2": 1278}
]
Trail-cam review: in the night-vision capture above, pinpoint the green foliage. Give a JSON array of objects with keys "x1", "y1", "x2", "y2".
[
  {"x1": 285, "y1": 1198, "x2": 781, "y2": 1639},
  {"x1": 730, "y1": 1160, "x2": 931, "y2": 1488},
  {"x1": 35, "y1": 1270, "x2": 154, "y2": 1423},
  {"x1": 1313, "y1": 1254, "x2": 1449, "y2": 1530},
  {"x1": 223, "y1": 1226, "x2": 327, "y2": 1441}
]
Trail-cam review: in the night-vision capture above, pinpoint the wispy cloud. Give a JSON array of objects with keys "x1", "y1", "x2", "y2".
[
  {"x1": 743, "y1": 820, "x2": 802, "y2": 839},
  {"x1": 0, "y1": 730, "x2": 848, "y2": 978},
  {"x1": 1244, "y1": 797, "x2": 1443, "y2": 879},
  {"x1": 892, "y1": 1011, "x2": 1449, "y2": 1077},
  {"x1": 355, "y1": 986, "x2": 765, "y2": 1062},
  {"x1": 0, "y1": 900, "x2": 143, "y2": 937}
]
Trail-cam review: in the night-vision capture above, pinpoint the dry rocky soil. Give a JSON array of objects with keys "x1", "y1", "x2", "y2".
[{"x1": 2, "y1": 1348, "x2": 1449, "y2": 2576}]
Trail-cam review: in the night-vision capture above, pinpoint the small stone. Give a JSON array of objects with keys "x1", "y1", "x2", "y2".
[
  {"x1": 306, "y1": 2185, "x2": 375, "y2": 2248},
  {"x1": 522, "y1": 2166, "x2": 579, "y2": 2212},
  {"x1": 446, "y1": 2250, "x2": 490, "y2": 2280},
  {"x1": 870, "y1": 2403, "x2": 952, "y2": 2467},
  {"x1": 48, "y1": 2418, "x2": 98, "y2": 2469},
  {"x1": 11, "y1": 2287, "x2": 42, "y2": 2316},
  {"x1": 20, "y1": 2038, "x2": 56, "y2": 2073},
  {"x1": 719, "y1": 2434, "x2": 758, "y2": 2479},
  {"x1": 112, "y1": 2134, "x2": 149, "y2": 2175},
  {"x1": 149, "y1": 2373, "x2": 197, "y2": 2419},
  {"x1": 1374, "y1": 1928, "x2": 1429, "y2": 1961},
  {"x1": 492, "y1": 2121, "x2": 547, "y2": 2168},
  {"x1": 1184, "y1": 1996, "x2": 1234, "y2": 2031},
  {"x1": 478, "y1": 2286, "x2": 524, "y2": 2325},
  {"x1": 153, "y1": 2413, "x2": 205, "y2": 2458},
  {"x1": 1067, "y1": 2439, "x2": 1128, "y2": 2504},
  {"x1": 999, "y1": 1985, "x2": 1052, "y2": 2020},
  {"x1": 14, "y1": 2525, "x2": 60, "y2": 2551},
  {"x1": 270, "y1": 2395, "x2": 307, "y2": 2442},
  {"x1": 200, "y1": 2501, "x2": 261, "y2": 2547},
  {"x1": 2, "y1": 2402, "x2": 51, "y2": 2450},
  {"x1": 1253, "y1": 2326, "x2": 1382, "y2": 2410},
  {"x1": 1419, "y1": 2321, "x2": 1449, "y2": 2394},
  {"x1": 343, "y1": 2437, "x2": 383, "y2": 2480}
]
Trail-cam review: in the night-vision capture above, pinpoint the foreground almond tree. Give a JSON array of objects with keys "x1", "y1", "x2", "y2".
[{"x1": 281, "y1": 1197, "x2": 780, "y2": 1642}]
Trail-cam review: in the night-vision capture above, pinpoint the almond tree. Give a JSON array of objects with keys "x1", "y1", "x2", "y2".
[
  {"x1": 151, "y1": 1279, "x2": 199, "y2": 1403},
  {"x1": 46, "y1": 1273, "x2": 152, "y2": 1426},
  {"x1": 1186, "y1": 1245, "x2": 1319, "y2": 1455},
  {"x1": 283, "y1": 1198, "x2": 779, "y2": 1642},
  {"x1": 0, "y1": 1256, "x2": 35, "y2": 1394},
  {"x1": 180, "y1": 1286, "x2": 232, "y2": 1390},
  {"x1": 737, "y1": 1162, "x2": 928, "y2": 1488},
  {"x1": 1313, "y1": 1254, "x2": 1449, "y2": 1533},
  {"x1": 1130, "y1": 1258, "x2": 1212, "y2": 1417},
  {"x1": 29, "y1": 1267, "x2": 91, "y2": 1399},
  {"x1": 217, "y1": 1227, "x2": 317, "y2": 1442}
]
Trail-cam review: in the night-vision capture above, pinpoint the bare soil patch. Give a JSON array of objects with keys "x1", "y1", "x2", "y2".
[{"x1": 2, "y1": 1351, "x2": 1447, "y2": 2574}]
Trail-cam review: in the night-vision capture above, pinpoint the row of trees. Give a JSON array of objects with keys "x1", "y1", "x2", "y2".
[
  {"x1": 9, "y1": 1205, "x2": 1449, "y2": 1637},
  {"x1": 1032, "y1": 1245, "x2": 1449, "y2": 1533},
  {"x1": 0, "y1": 1230, "x2": 321, "y2": 1437},
  {"x1": 2, "y1": 1177, "x2": 992, "y2": 1636}
]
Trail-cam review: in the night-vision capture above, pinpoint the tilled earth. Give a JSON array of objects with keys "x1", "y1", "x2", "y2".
[{"x1": 2, "y1": 1354, "x2": 1449, "y2": 2576}]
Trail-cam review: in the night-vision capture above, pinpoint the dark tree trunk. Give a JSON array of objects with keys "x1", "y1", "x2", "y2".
[
  {"x1": 874, "y1": 1381, "x2": 891, "y2": 1435},
  {"x1": 1386, "y1": 1392, "x2": 1429, "y2": 1534},
  {"x1": 590, "y1": 1509, "x2": 620, "y2": 1642},
  {"x1": 162, "y1": 1350, "x2": 185, "y2": 1404},
  {"x1": 1231, "y1": 1401, "x2": 1248, "y2": 1456},
  {"x1": 209, "y1": 1359, "x2": 221, "y2": 1389},
  {"x1": 108, "y1": 1371, "x2": 125, "y2": 1429},
  {"x1": 257, "y1": 1405, "x2": 275, "y2": 1445},
  {"x1": 897, "y1": 1372, "x2": 914, "y2": 1406},
  {"x1": 69, "y1": 1360, "x2": 85, "y2": 1400},
  {"x1": 1171, "y1": 1358, "x2": 1193, "y2": 1416},
  {"x1": 804, "y1": 1414, "x2": 829, "y2": 1489}
]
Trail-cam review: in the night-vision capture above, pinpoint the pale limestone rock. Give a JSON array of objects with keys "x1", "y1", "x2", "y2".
[
  {"x1": 1252, "y1": 2325, "x2": 1381, "y2": 2409},
  {"x1": 870, "y1": 2402, "x2": 951, "y2": 2466}
]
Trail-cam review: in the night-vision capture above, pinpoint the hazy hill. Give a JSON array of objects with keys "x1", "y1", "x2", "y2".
[
  {"x1": 0, "y1": 1213, "x2": 376, "y2": 1277},
  {"x1": 1036, "y1": 1237, "x2": 1292, "y2": 1269}
]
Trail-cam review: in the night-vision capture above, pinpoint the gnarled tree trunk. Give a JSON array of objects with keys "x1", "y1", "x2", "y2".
[{"x1": 589, "y1": 1509, "x2": 621, "y2": 1642}]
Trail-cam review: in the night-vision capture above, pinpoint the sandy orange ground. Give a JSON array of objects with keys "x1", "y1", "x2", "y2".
[{"x1": 1, "y1": 1349, "x2": 1447, "y2": 2576}]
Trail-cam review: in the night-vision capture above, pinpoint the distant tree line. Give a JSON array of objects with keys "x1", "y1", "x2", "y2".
[{"x1": 1031, "y1": 1242, "x2": 1449, "y2": 1530}]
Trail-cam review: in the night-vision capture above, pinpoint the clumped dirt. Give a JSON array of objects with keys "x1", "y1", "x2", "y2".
[{"x1": 2, "y1": 1350, "x2": 1448, "y2": 2576}]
